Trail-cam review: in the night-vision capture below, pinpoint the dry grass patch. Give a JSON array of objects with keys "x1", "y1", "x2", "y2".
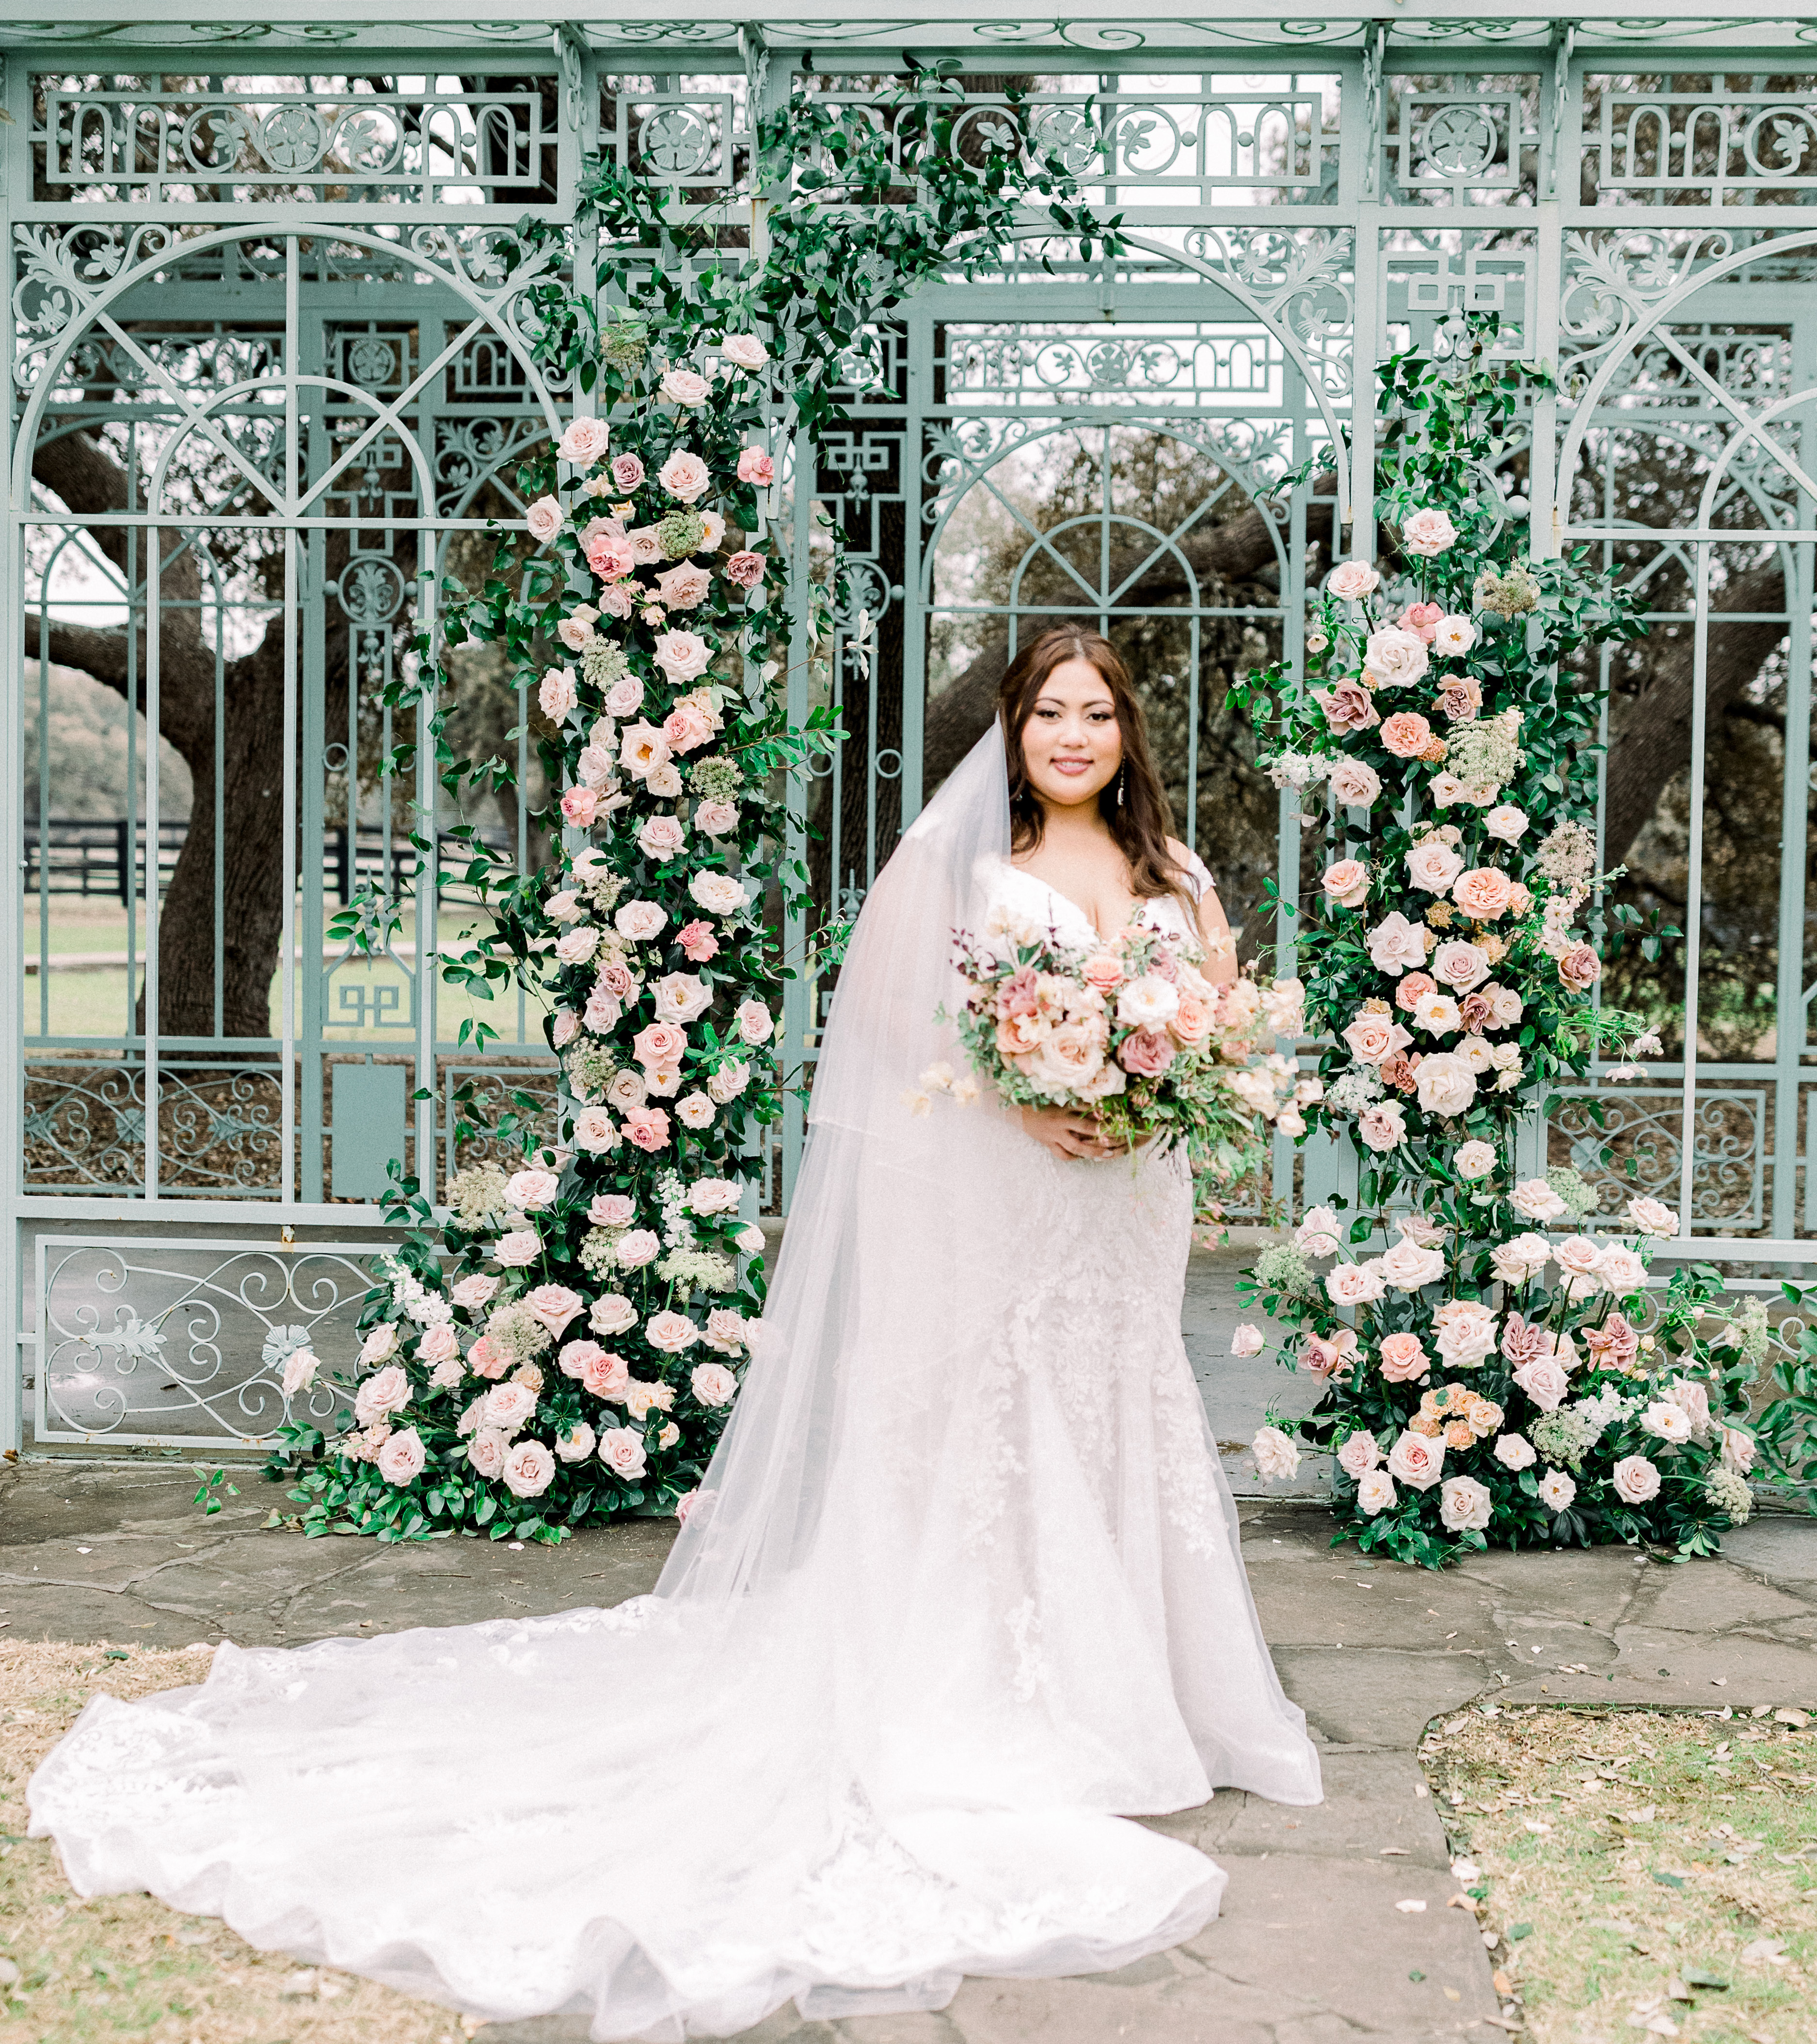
[
  {"x1": 0, "y1": 1640, "x2": 469, "y2": 2041},
  {"x1": 1419, "y1": 1701, "x2": 1817, "y2": 2043}
]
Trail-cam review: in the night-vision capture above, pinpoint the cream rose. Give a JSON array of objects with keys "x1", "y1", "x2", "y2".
[
  {"x1": 1337, "y1": 1431, "x2": 1382, "y2": 1477},
  {"x1": 1327, "y1": 758, "x2": 1382, "y2": 808},
  {"x1": 1512, "y1": 1355, "x2": 1570, "y2": 1410},
  {"x1": 689, "y1": 871, "x2": 751, "y2": 917},
  {"x1": 524, "y1": 495, "x2": 563, "y2": 545},
  {"x1": 1366, "y1": 912, "x2": 1429, "y2": 975},
  {"x1": 1510, "y1": 1178, "x2": 1568, "y2": 1222},
  {"x1": 653, "y1": 631, "x2": 712, "y2": 683},
  {"x1": 1405, "y1": 839, "x2": 1465, "y2": 894},
  {"x1": 1453, "y1": 1139, "x2": 1497, "y2": 1181},
  {"x1": 1356, "y1": 1468, "x2": 1398, "y2": 1516},
  {"x1": 1326, "y1": 561, "x2": 1381, "y2": 601},
  {"x1": 558, "y1": 415, "x2": 611, "y2": 466},
  {"x1": 1364, "y1": 627, "x2": 1430, "y2": 687},
  {"x1": 1325, "y1": 1260, "x2": 1387, "y2": 1306},
  {"x1": 1440, "y1": 1475, "x2": 1493, "y2": 1532},
  {"x1": 1402, "y1": 507, "x2": 1457, "y2": 556},
  {"x1": 1379, "y1": 1238, "x2": 1446, "y2": 1291},
  {"x1": 1493, "y1": 1433, "x2": 1537, "y2": 1470},
  {"x1": 1626, "y1": 1196, "x2": 1677, "y2": 1237},
  {"x1": 1358, "y1": 1101, "x2": 1407, "y2": 1152},
  {"x1": 1537, "y1": 1469, "x2": 1577, "y2": 1512},
  {"x1": 1251, "y1": 1425, "x2": 1301, "y2": 1481},
  {"x1": 1484, "y1": 803, "x2": 1530, "y2": 843},
  {"x1": 690, "y1": 1361, "x2": 739, "y2": 1407},
  {"x1": 1414, "y1": 1051, "x2": 1478, "y2": 1118},
  {"x1": 1610, "y1": 1453, "x2": 1661, "y2": 1504}
]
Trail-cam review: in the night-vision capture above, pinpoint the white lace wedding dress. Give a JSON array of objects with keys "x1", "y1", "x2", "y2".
[{"x1": 30, "y1": 731, "x2": 1321, "y2": 2042}]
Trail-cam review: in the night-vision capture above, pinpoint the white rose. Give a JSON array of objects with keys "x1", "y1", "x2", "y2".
[
  {"x1": 1325, "y1": 1261, "x2": 1387, "y2": 1307},
  {"x1": 1364, "y1": 626, "x2": 1430, "y2": 687},
  {"x1": 1493, "y1": 1433, "x2": 1537, "y2": 1470},
  {"x1": 1431, "y1": 614, "x2": 1477, "y2": 656},
  {"x1": 1597, "y1": 1246, "x2": 1647, "y2": 1295},
  {"x1": 1640, "y1": 1402, "x2": 1692, "y2": 1445},
  {"x1": 690, "y1": 1361, "x2": 739, "y2": 1406},
  {"x1": 556, "y1": 1423, "x2": 596, "y2": 1463},
  {"x1": 1435, "y1": 1303, "x2": 1498, "y2": 1367},
  {"x1": 689, "y1": 871, "x2": 751, "y2": 917},
  {"x1": 1414, "y1": 1052, "x2": 1478, "y2": 1118},
  {"x1": 1116, "y1": 975, "x2": 1181, "y2": 1028},
  {"x1": 1337, "y1": 1431, "x2": 1382, "y2": 1477},
  {"x1": 1537, "y1": 1469, "x2": 1577, "y2": 1511},
  {"x1": 1483, "y1": 804, "x2": 1530, "y2": 843},
  {"x1": 1454, "y1": 1139, "x2": 1497, "y2": 1182},
  {"x1": 1230, "y1": 1323, "x2": 1266, "y2": 1357},
  {"x1": 1251, "y1": 1425, "x2": 1301, "y2": 1481}
]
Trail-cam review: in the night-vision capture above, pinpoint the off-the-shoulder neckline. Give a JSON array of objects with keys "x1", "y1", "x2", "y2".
[{"x1": 994, "y1": 856, "x2": 1207, "y2": 941}]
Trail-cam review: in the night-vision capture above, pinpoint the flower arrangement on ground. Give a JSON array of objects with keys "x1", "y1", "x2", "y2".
[
  {"x1": 930, "y1": 897, "x2": 1307, "y2": 1221},
  {"x1": 265, "y1": 326, "x2": 823, "y2": 1544},
  {"x1": 1229, "y1": 332, "x2": 1766, "y2": 1568}
]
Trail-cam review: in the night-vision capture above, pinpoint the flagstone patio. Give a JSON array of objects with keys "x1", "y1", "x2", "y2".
[{"x1": 3, "y1": 1452, "x2": 1813, "y2": 2043}]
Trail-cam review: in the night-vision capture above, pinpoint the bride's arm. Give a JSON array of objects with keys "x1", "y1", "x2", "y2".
[{"x1": 1167, "y1": 838, "x2": 1238, "y2": 988}]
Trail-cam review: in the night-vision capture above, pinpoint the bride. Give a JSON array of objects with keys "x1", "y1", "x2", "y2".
[{"x1": 30, "y1": 627, "x2": 1322, "y2": 2040}]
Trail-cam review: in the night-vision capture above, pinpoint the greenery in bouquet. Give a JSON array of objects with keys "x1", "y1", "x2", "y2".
[
  {"x1": 1228, "y1": 326, "x2": 1769, "y2": 1568},
  {"x1": 926, "y1": 897, "x2": 1307, "y2": 1225}
]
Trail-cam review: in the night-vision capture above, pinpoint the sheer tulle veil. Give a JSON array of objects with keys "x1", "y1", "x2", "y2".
[
  {"x1": 659, "y1": 720, "x2": 1012, "y2": 1605},
  {"x1": 28, "y1": 719, "x2": 1322, "y2": 2042}
]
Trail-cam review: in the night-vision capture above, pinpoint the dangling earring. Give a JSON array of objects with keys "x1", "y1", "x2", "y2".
[{"x1": 1116, "y1": 762, "x2": 1126, "y2": 808}]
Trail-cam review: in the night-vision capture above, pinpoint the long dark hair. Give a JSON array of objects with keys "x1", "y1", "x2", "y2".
[{"x1": 997, "y1": 628, "x2": 1194, "y2": 912}]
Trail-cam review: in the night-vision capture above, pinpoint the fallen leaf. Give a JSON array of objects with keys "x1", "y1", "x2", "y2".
[
  {"x1": 1451, "y1": 1857, "x2": 1481, "y2": 1881},
  {"x1": 1774, "y1": 1708, "x2": 1808, "y2": 1728},
  {"x1": 1493, "y1": 1967, "x2": 1514, "y2": 1994},
  {"x1": 1396, "y1": 1899, "x2": 1427, "y2": 1913},
  {"x1": 1683, "y1": 1968, "x2": 1729, "y2": 1990},
  {"x1": 1739, "y1": 1937, "x2": 1786, "y2": 1965},
  {"x1": 1507, "y1": 1922, "x2": 1532, "y2": 1941},
  {"x1": 1667, "y1": 1978, "x2": 1691, "y2": 2002},
  {"x1": 1641, "y1": 2019, "x2": 1680, "y2": 2038},
  {"x1": 1651, "y1": 1870, "x2": 1686, "y2": 1889}
]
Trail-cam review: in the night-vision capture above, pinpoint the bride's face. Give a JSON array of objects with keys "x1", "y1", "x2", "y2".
[{"x1": 1019, "y1": 658, "x2": 1122, "y2": 812}]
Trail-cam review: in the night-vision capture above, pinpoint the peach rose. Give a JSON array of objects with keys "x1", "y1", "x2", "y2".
[
  {"x1": 1378, "y1": 1331, "x2": 1430, "y2": 1382},
  {"x1": 1380, "y1": 711, "x2": 1433, "y2": 758},
  {"x1": 1394, "y1": 970, "x2": 1436, "y2": 1014},
  {"x1": 1322, "y1": 858, "x2": 1370, "y2": 909},
  {"x1": 1452, "y1": 867, "x2": 1513, "y2": 919}
]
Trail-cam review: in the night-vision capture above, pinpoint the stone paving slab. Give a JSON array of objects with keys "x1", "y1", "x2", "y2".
[{"x1": 4, "y1": 1461, "x2": 1816, "y2": 2043}]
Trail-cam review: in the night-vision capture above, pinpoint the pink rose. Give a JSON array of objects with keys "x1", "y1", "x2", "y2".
[
  {"x1": 417, "y1": 1322, "x2": 460, "y2": 1366},
  {"x1": 1366, "y1": 912, "x2": 1430, "y2": 975},
  {"x1": 483, "y1": 1380, "x2": 537, "y2": 1436},
  {"x1": 1322, "y1": 858, "x2": 1370, "y2": 909},
  {"x1": 734, "y1": 999, "x2": 773, "y2": 1045},
  {"x1": 1405, "y1": 839, "x2": 1464, "y2": 894},
  {"x1": 466, "y1": 1428, "x2": 508, "y2": 1478},
  {"x1": 354, "y1": 1364, "x2": 411, "y2": 1426},
  {"x1": 1326, "y1": 560, "x2": 1380, "y2": 601},
  {"x1": 1431, "y1": 939, "x2": 1491, "y2": 992},
  {"x1": 656, "y1": 562, "x2": 713, "y2": 609},
  {"x1": 615, "y1": 899, "x2": 667, "y2": 943},
  {"x1": 703, "y1": 1307, "x2": 748, "y2": 1352},
  {"x1": 1302, "y1": 1329, "x2": 1359, "y2": 1380},
  {"x1": 677, "y1": 919, "x2": 719, "y2": 962},
  {"x1": 1378, "y1": 1332, "x2": 1429, "y2": 1382},
  {"x1": 552, "y1": 1008, "x2": 581, "y2": 1049},
  {"x1": 1513, "y1": 1356, "x2": 1571, "y2": 1410},
  {"x1": 505, "y1": 1167, "x2": 560, "y2": 1211},
  {"x1": 466, "y1": 1335, "x2": 507, "y2": 1381},
  {"x1": 624, "y1": 1105, "x2": 671, "y2": 1151},
  {"x1": 695, "y1": 799, "x2": 738, "y2": 836},
  {"x1": 1557, "y1": 944, "x2": 1601, "y2": 992},
  {"x1": 502, "y1": 1440, "x2": 556, "y2": 1499},
  {"x1": 585, "y1": 534, "x2": 637, "y2": 582},
  {"x1": 720, "y1": 334, "x2": 768, "y2": 370},
  {"x1": 376, "y1": 1426, "x2": 427, "y2": 1485},
  {"x1": 1397, "y1": 600, "x2": 1443, "y2": 642},
  {"x1": 1394, "y1": 971, "x2": 1436, "y2": 1013},
  {"x1": 1386, "y1": 1429, "x2": 1446, "y2": 1491},
  {"x1": 1117, "y1": 1026, "x2": 1175, "y2": 1077},
  {"x1": 690, "y1": 1361, "x2": 738, "y2": 1406},
  {"x1": 526, "y1": 1284, "x2": 584, "y2": 1337},
  {"x1": 1342, "y1": 1012, "x2": 1403, "y2": 1065},
  {"x1": 590, "y1": 1193, "x2": 635, "y2": 1228},
  {"x1": 559, "y1": 416, "x2": 611, "y2": 466},
  {"x1": 633, "y1": 1021, "x2": 688, "y2": 1070},
  {"x1": 611, "y1": 451, "x2": 645, "y2": 493},
  {"x1": 493, "y1": 1229, "x2": 542, "y2": 1267},
  {"x1": 659, "y1": 371, "x2": 711, "y2": 411},
  {"x1": 570, "y1": 1105, "x2": 619, "y2": 1153},
  {"x1": 722, "y1": 550, "x2": 766, "y2": 589},
  {"x1": 560, "y1": 785, "x2": 599, "y2": 828},
  {"x1": 451, "y1": 1273, "x2": 499, "y2": 1312},
  {"x1": 662, "y1": 703, "x2": 717, "y2": 752},
  {"x1": 1337, "y1": 1430, "x2": 1382, "y2": 1477},
  {"x1": 637, "y1": 813, "x2": 688, "y2": 861},
  {"x1": 605, "y1": 675, "x2": 644, "y2": 718},
  {"x1": 647, "y1": 1309, "x2": 700, "y2": 1354},
  {"x1": 559, "y1": 1339, "x2": 605, "y2": 1380},
  {"x1": 1610, "y1": 1453, "x2": 1661, "y2": 1504},
  {"x1": 1380, "y1": 711, "x2": 1433, "y2": 758},
  {"x1": 1402, "y1": 507, "x2": 1458, "y2": 557},
  {"x1": 583, "y1": 1349, "x2": 631, "y2": 1399},
  {"x1": 524, "y1": 495, "x2": 563, "y2": 545},
  {"x1": 658, "y1": 448, "x2": 711, "y2": 500},
  {"x1": 736, "y1": 447, "x2": 775, "y2": 486},
  {"x1": 1358, "y1": 1101, "x2": 1406, "y2": 1152},
  {"x1": 539, "y1": 667, "x2": 577, "y2": 721}
]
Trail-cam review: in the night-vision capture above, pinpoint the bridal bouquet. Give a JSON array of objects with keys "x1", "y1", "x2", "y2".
[{"x1": 924, "y1": 900, "x2": 1312, "y2": 1218}]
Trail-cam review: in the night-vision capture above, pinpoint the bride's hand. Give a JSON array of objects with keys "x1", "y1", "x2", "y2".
[{"x1": 1017, "y1": 1102, "x2": 1117, "y2": 1160}]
